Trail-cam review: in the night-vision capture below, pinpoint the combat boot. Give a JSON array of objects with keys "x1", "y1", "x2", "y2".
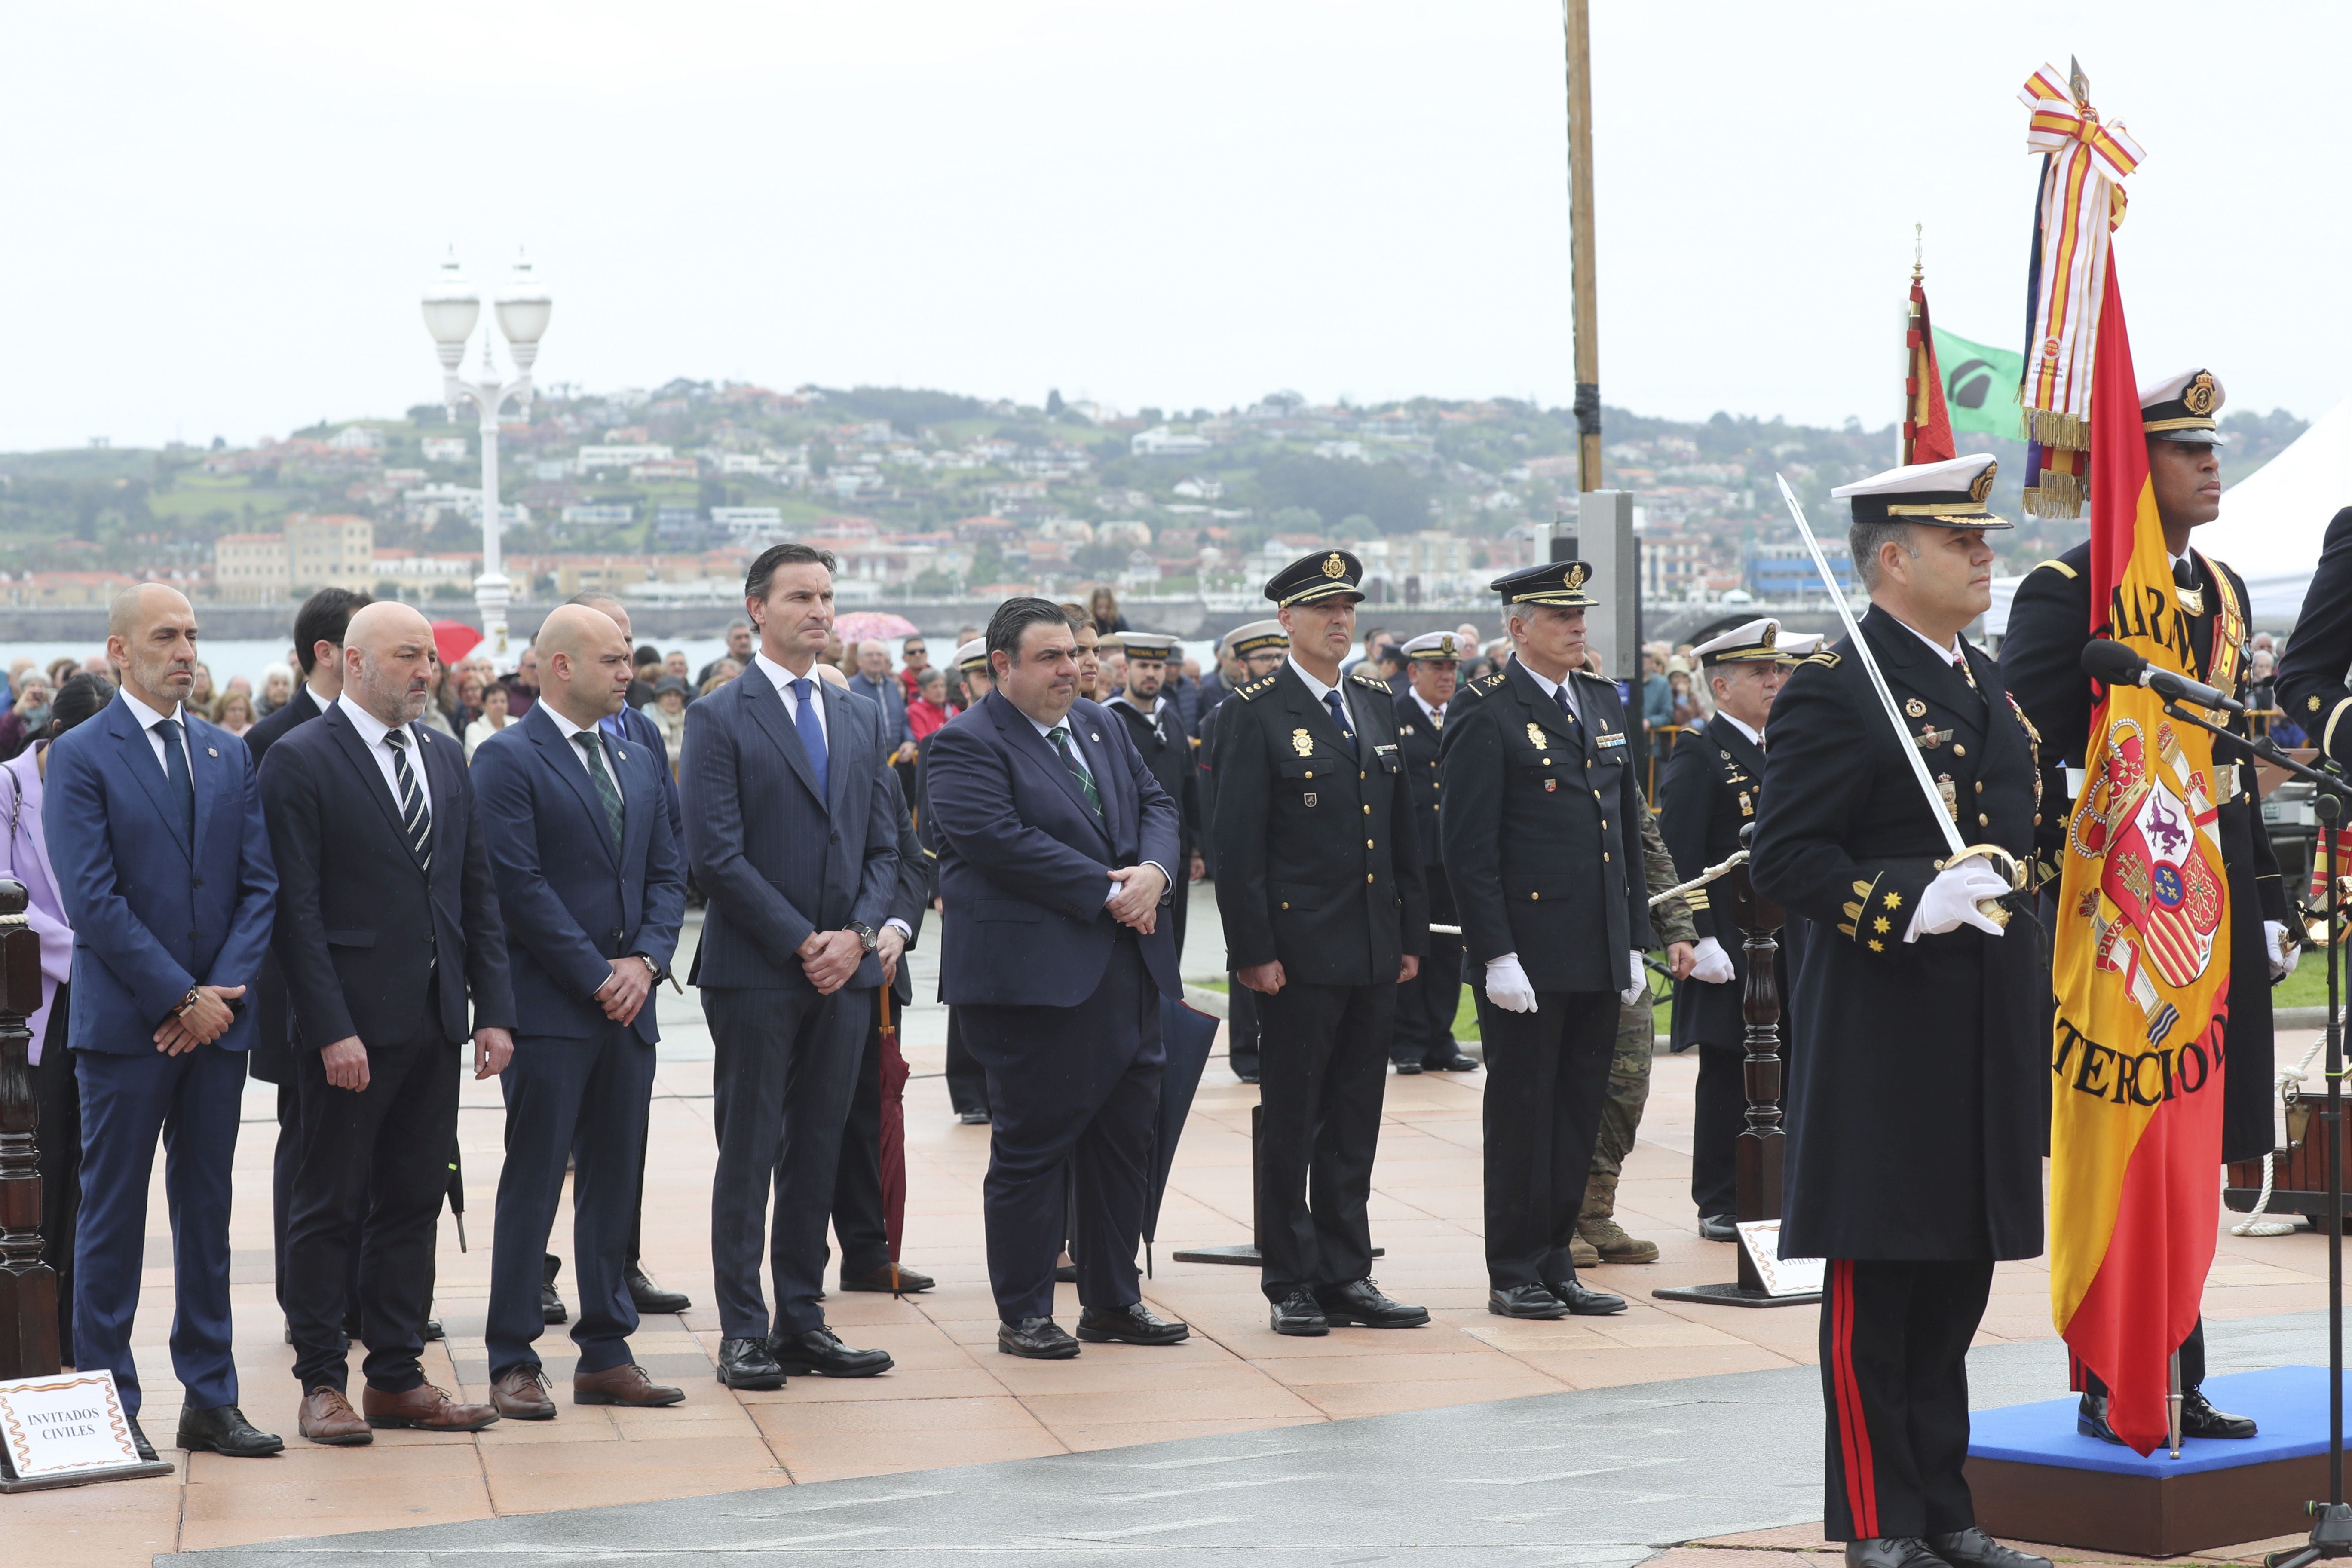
[{"x1": 1577, "y1": 1173, "x2": 1660, "y2": 1265}]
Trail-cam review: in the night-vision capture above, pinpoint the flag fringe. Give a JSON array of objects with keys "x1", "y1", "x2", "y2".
[
  {"x1": 2023, "y1": 408, "x2": 2089, "y2": 450},
  {"x1": 2024, "y1": 475, "x2": 2085, "y2": 518}
]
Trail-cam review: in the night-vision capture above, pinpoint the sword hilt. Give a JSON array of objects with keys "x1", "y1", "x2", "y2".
[{"x1": 1938, "y1": 843, "x2": 2027, "y2": 930}]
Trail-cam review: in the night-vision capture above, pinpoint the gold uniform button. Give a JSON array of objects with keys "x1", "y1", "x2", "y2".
[
  {"x1": 2034, "y1": 813, "x2": 2043, "y2": 825},
  {"x1": 1281, "y1": 901, "x2": 1290, "y2": 910},
  {"x1": 1603, "y1": 852, "x2": 1611, "y2": 862},
  {"x1": 1363, "y1": 804, "x2": 1371, "y2": 815},
  {"x1": 1975, "y1": 781, "x2": 1984, "y2": 793},
  {"x1": 1366, "y1": 873, "x2": 1375, "y2": 883},
  {"x1": 1304, "y1": 770, "x2": 1313, "y2": 780},
  {"x1": 1366, "y1": 839, "x2": 1375, "y2": 849},
  {"x1": 1953, "y1": 744, "x2": 1967, "y2": 757},
  {"x1": 1542, "y1": 755, "x2": 1551, "y2": 764},
  {"x1": 1530, "y1": 891, "x2": 1540, "y2": 900},
  {"x1": 1360, "y1": 770, "x2": 1366, "y2": 780},
  {"x1": 1978, "y1": 812, "x2": 1990, "y2": 827}
]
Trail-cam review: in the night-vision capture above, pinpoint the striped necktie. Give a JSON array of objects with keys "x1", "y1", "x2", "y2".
[
  {"x1": 574, "y1": 732, "x2": 625, "y2": 855},
  {"x1": 382, "y1": 726, "x2": 432, "y2": 871}
]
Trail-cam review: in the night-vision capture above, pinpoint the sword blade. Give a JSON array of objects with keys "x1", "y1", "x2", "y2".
[{"x1": 1774, "y1": 474, "x2": 1968, "y2": 859}]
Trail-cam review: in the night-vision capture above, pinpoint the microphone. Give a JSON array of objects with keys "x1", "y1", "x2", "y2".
[{"x1": 2079, "y1": 637, "x2": 2245, "y2": 714}]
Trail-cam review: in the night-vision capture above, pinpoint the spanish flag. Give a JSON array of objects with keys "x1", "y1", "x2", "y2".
[{"x1": 2047, "y1": 253, "x2": 2231, "y2": 1455}]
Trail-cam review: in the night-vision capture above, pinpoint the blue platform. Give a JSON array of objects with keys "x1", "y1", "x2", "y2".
[
  {"x1": 1966, "y1": 1366, "x2": 2352, "y2": 1555},
  {"x1": 1970, "y1": 1366, "x2": 2352, "y2": 1474}
]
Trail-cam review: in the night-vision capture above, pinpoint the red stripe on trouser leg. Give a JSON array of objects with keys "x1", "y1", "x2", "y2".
[{"x1": 1829, "y1": 1259, "x2": 1879, "y2": 1538}]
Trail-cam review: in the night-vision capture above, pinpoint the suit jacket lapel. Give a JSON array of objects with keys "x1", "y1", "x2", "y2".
[
  {"x1": 821, "y1": 682, "x2": 859, "y2": 820},
  {"x1": 109, "y1": 700, "x2": 190, "y2": 860},
  {"x1": 989, "y1": 692, "x2": 1109, "y2": 845},
  {"x1": 323, "y1": 704, "x2": 418, "y2": 860},
  {"x1": 1073, "y1": 708, "x2": 1124, "y2": 844},
  {"x1": 1508, "y1": 661, "x2": 1581, "y2": 748},
  {"x1": 1281, "y1": 665, "x2": 1357, "y2": 756},
  {"x1": 738, "y1": 670, "x2": 825, "y2": 812},
  {"x1": 1864, "y1": 607, "x2": 1984, "y2": 729},
  {"x1": 1711, "y1": 714, "x2": 1766, "y2": 780},
  {"x1": 187, "y1": 720, "x2": 224, "y2": 866},
  {"x1": 528, "y1": 707, "x2": 620, "y2": 870}
]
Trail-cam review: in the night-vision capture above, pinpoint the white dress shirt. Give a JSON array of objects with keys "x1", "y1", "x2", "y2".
[
  {"x1": 1410, "y1": 690, "x2": 1445, "y2": 727},
  {"x1": 539, "y1": 701, "x2": 611, "y2": 780},
  {"x1": 754, "y1": 651, "x2": 830, "y2": 749},
  {"x1": 1718, "y1": 711, "x2": 1764, "y2": 750},
  {"x1": 336, "y1": 693, "x2": 420, "y2": 808},
  {"x1": 117, "y1": 687, "x2": 193, "y2": 777},
  {"x1": 1516, "y1": 659, "x2": 1579, "y2": 723}
]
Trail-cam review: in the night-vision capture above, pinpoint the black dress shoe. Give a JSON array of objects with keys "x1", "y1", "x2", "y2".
[
  {"x1": 421, "y1": 1318, "x2": 444, "y2": 1342},
  {"x1": 999, "y1": 1317, "x2": 1080, "y2": 1358},
  {"x1": 628, "y1": 1269, "x2": 692, "y2": 1314},
  {"x1": 1697, "y1": 1213, "x2": 1740, "y2": 1243},
  {"x1": 2076, "y1": 1390, "x2": 2122, "y2": 1445},
  {"x1": 769, "y1": 1327, "x2": 894, "y2": 1378},
  {"x1": 958, "y1": 1109, "x2": 991, "y2": 1125},
  {"x1": 1926, "y1": 1528, "x2": 2051, "y2": 1568},
  {"x1": 715, "y1": 1336, "x2": 787, "y2": 1390},
  {"x1": 542, "y1": 1254, "x2": 569, "y2": 1324},
  {"x1": 1076, "y1": 1302, "x2": 1190, "y2": 1345},
  {"x1": 1844, "y1": 1540, "x2": 1952, "y2": 1568},
  {"x1": 1233, "y1": 1063, "x2": 1261, "y2": 1084},
  {"x1": 1315, "y1": 1279, "x2": 1430, "y2": 1329},
  {"x1": 1428, "y1": 1051, "x2": 1480, "y2": 1072},
  {"x1": 1488, "y1": 1284, "x2": 1571, "y2": 1319},
  {"x1": 842, "y1": 1262, "x2": 937, "y2": 1293},
  {"x1": 1543, "y1": 1276, "x2": 1629, "y2": 1315},
  {"x1": 126, "y1": 1415, "x2": 161, "y2": 1464},
  {"x1": 1393, "y1": 1060, "x2": 1424, "y2": 1075},
  {"x1": 2180, "y1": 1387, "x2": 2258, "y2": 1439},
  {"x1": 1270, "y1": 1288, "x2": 1329, "y2": 1336},
  {"x1": 176, "y1": 1404, "x2": 285, "y2": 1458}
]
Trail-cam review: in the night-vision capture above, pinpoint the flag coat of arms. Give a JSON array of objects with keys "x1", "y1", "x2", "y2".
[{"x1": 2047, "y1": 254, "x2": 2230, "y2": 1456}]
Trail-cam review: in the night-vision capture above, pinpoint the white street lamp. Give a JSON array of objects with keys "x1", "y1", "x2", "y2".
[{"x1": 420, "y1": 248, "x2": 550, "y2": 666}]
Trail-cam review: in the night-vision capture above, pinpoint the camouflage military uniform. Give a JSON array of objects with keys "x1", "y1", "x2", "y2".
[{"x1": 1575, "y1": 804, "x2": 1696, "y2": 1265}]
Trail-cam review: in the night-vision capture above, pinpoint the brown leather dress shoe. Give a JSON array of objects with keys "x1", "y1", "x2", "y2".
[
  {"x1": 491, "y1": 1366, "x2": 556, "y2": 1421},
  {"x1": 361, "y1": 1382, "x2": 501, "y2": 1432},
  {"x1": 298, "y1": 1387, "x2": 373, "y2": 1446},
  {"x1": 575, "y1": 1363, "x2": 686, "y2": 1407}
]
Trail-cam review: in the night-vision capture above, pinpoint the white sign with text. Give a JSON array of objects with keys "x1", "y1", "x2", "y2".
[
  {"x1": 1738, "y1": 1221, "x2": 1827, "y2": 1298},
  {"x1": 0, "y1": 1370, "x2": 143, "y2": 1479}
]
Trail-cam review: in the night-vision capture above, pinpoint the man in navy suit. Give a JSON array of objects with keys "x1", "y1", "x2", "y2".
[
  {"x1": 47, "y1": 585, "x2": 283, "y2": 1460},
  {"x1": 242, "y1": 586, "x2": 369, "y2": 1325},
  {"x1": 472, "y1": 606, "x2": 687, "y2": 1418},
  {"x1": 563, "y1": 591, "x2": 691, "y2": 1317},
  {"x1": 263, "y1": 601, "x2": 517, "y2": 1445},
  {"x1": 681, "y1": 543, "x2": 902, "y2": 1390},
  {"x1": 923, "y1": 597, "x2": 1189, "y2": 1359}
]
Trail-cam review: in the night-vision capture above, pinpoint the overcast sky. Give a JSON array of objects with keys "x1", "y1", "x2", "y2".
[{"x1": 7, "y1": 1, "x2": 2345, "y2": 452}]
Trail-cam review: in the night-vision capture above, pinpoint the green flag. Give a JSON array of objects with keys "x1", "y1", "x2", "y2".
[{"x1": 1931, "y1": 326, "x2": 2024, "y2": 439}]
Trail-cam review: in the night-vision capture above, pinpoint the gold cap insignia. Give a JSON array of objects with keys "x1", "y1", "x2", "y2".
[
  {"x1": 1904, "y1": 697, "x2": 1927, "y2": 718},
  {"x1": 1439, "y1": 636, "x2": 1455, "y2": 657},
  {"x1": 1292, "y1": 728, "x2": 1314, "y2": 757},
  {"x1": 1321, "y1": 553, "x2": 1346, "y2": 579},
  {"x1": 1565, "y1": 563, "x2": 1589, "y2": 593},
  {"x1": 1761, "y1": 623, "x2": 1777, "y2": 649},
  {"x1": 2184, "y1": 372, "x2": 2217, "y2": 416},
  {"x1": 1969, "y1": 462, "x2": 1997, "y2": 502}
]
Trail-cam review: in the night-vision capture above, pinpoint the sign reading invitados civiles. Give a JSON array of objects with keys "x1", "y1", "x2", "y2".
[{"x1": 0, "y1": 1371, "x2": 147, "y2": 1482}]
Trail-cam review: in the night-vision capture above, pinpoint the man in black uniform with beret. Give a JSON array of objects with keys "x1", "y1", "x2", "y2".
[
  {"x1": 1391, "y1": 631, "x2": 1477, "y2": 1075},
  {"x1": 2000, "y1": 368, "x2": 2281, "y2": 1444},
  {"x1": 1106, "y1": 632, "x2": 1202, "y2": 960},
  {"x1": 1199, "y1": 620, "x2": 1288, "y2": 1085},
  {"x1": 1212, "y1": 551, "x2": 1430, "y2": 1336},
  {"x1": 1752, "y1": 453, "x2": 2047, "y2": 1568},
  {"x1": 1660, "y1": 616, "x2": 1791, "y2": 1242},
  {"x1": 1440, "y1": 558, "x2": 1638, "y2": 1320}
]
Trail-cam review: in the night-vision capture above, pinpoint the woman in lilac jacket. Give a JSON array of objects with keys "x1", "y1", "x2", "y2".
[{"x1": 2, "y1": 673, "x2": 113, "y2": 1362}]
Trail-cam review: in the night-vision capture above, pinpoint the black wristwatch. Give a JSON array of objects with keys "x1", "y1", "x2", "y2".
[{"x1": 847, "y1": 922, "x2": 879, "y2": 954}]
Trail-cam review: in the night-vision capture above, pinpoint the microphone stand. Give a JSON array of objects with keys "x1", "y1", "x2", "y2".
[{"x1": 2159, "y1": 701, "x2": 2352, "y2": 1565}]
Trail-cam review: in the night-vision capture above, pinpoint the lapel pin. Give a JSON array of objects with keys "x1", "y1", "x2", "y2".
[
  {"x1": 207, "y1": 747, "x2": 218, "y2": 757},
  {"x1": 1090, "y1": 732, "x2": 1100, "y2": 742},
  {"x1": 618, "y1": 749, "x2": 628, "y2": 760}
]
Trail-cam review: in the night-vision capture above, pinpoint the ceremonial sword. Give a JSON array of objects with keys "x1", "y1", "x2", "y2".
[
  {"x1": 1426, "y1": 850, "x2": 1751, "y2": 937},
  {"x1": 1773, "y1": 474, "x2": 2023, "y2": 927}
]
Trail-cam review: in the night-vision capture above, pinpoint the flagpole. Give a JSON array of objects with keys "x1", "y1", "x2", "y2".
[{"x1": 1562, "y1": 0, "x2": 1602, "y2": 492}]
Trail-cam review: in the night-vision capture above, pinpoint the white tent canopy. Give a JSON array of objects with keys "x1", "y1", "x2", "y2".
[{"x1": 1985, "y1": 393, "x2": 2352, "y2": 635}]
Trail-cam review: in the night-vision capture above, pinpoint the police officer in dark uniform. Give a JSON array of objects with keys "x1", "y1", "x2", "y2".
[
  {"x1": 1211, "y1": 553, "x2": 1430, "y2": 1336},
  {"x1": 1441, "y1": 559, "x2": 1640, "y2": 1320},
  {"x1": 1752, "y1": 453, "x2": 2048, "y2": 1568},
  {"x1": 1105, "y1": 632, "x2": 1202, "y2": 959},
  {"x1": 1390, "y1": 631, "x2": 1477, "y2": 1075},
  {"x1": 2000, "y1": 369, "x2": 2280, "y2": 1444},
  {"x1": 1659, "y1": 617, "x2": 1791, "y2": 1242},
  {"x1": 1198, "y1": 620, "x2": 1288, "y2": 1084}
]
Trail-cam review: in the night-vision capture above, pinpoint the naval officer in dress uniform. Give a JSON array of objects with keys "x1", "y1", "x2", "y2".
[
  {"x1": 1441, "y1": 559, "x2": 1641, "y2": 1319},
  {"x1": 1390, "y1": 631, "x2": 1476, "y2": 1075},
  {"x1": 2000, "y1": 368, "x2": 2278, "y2": 1444},
  {"x1": 1750, "y1": 454, "x2": 2049, "y2": 1568},
  {"x1": 1104, "y1": 633, "x2": 1202, "y2": 960},
  {"x1": 1197, "y1": 619, "x2": 1289, "y2": 1084},
  {"x1": 1659, "y1": 617, "x2": 1792, "y2": 1242},
  {"x1": 1210, "y1": 552, "x2": 1431, "y2": 1335}
]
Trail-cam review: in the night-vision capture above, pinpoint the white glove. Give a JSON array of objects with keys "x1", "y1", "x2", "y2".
[
  {"x1": 1485, "y1": 953, "x2": 1538, "y2": 1013},
  {"x1": 1905, "y1": 864, "x2": 2013, "y2": 941},
  {"x1": 1619, "y1": 949, "x2": 1646, "y2": 1006},
  {"x1": 1690, "y1": 936, "x2": 1736, "y2": 984},
  {"x1": 2269, "y1": 920, "x2": 2301, "y2": 980}
]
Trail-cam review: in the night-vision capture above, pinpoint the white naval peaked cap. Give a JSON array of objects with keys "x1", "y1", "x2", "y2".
[
  {"x1": 1399, "y1": 631, "x2": 1465, "y2": 661},
  {"x1": 1690, "y1": 618, "x2": 1782, "y2": 664},
  {"x1": 1776, "y1": 632, "x2": 1824, "y2": 661},
  {"x1": 952, "y1": 638, "x2": 989, "y2": 671},
  {"x1": 1829, "y1": 453, "x2": 1996, "y2": 500},
  {"x1": 1829, "y1": 452, "x2": 2009, "y2": 529}
]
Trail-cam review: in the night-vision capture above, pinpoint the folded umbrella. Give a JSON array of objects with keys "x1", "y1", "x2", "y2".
[{"x1": 1142, "y1": 996, "x2": 1221, "y2": 1277}]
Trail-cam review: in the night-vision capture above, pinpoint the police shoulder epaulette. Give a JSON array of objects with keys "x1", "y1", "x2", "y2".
[
  {"x1": 2032, "y1": 557, "x2": 2079, "y2": 580},
  {"x1": 1235, "y1": 674, "x2": 1277, "y2": 701},
  {"x1": 1350, "y1": 669, "x2": 1390, "y2": 689},
  {"x1": 1476, "y1": 671, "x2": 1509, "y2": 692}
]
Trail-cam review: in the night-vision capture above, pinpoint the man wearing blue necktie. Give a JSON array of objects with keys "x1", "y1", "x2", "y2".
[{"x1": 680, "y1": 544, "x2": 902, "y2": 1390}]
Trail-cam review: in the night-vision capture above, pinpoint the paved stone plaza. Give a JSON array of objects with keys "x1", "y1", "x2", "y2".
[{"x1": 6, "y1": 891, "x2": 2341, "y2": 1566}]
